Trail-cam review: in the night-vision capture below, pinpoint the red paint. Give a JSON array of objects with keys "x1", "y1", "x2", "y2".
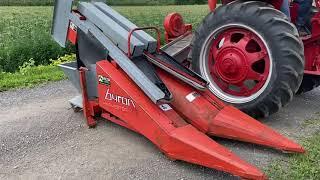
[
  {"x1": 157, "y1": 69, "x2": 305, "y2": 153},
  {"x1": 290, "y1": 2, "x2": 299, "y2": 24},
  {"x1": 206, "y1": 0, "x2": 320, "y2": 77},
  {"x1": 78, "y1": 59, "x2": 305, "y2": 178},
  {"x1": 303, "y1": 12, "x2": 320, "y2": 75},
  {"x1": 208, "y1": 28, "x2": 270, "y2": 97},
  {"x1": 316, "y1": 0, "x2": 320, "y2": 8},
  {"x1": 71, "y1": 2, "x2": 312, "y2": 178},
  {"x1": 75, "y1": 58, "x2": 306, "y2": 179},
  {"x1": 208, "y1": 0, "x2": 217, "y2": 11},
  {"x1": 67, "y1": 11, "x2": 87, "y2": 45},
  {"x1": 79, "y1": 68, "x2": 97, "y2": 128},
  {"x1": 164, "y1": 13, "x2": 186, "y2": 37},
  {"x1": 164, "y1": 13, "x2": 192, "y2": 43},
  {"x1": 67, "y1": 22, "x2": 77, "y2": 45},
  {"x1": 78, "y1": 60, "x2": 268, "y2": 179}
]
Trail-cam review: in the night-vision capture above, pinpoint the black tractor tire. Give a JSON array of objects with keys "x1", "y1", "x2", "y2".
[
  {"x1": 190, "y1": 1, "x2": 305, "y2": 118},
  {"x1": 297, "y1": 75, "x2": 320, "y2": 94}
]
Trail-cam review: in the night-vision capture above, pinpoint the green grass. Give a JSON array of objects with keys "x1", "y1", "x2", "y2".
[
  {"x1": 0, "y1": 5, "x2": 208, "y2": 72},
  {"x1": 0, "y1": 65, "x2": 65, "y2": 91},
  {"x1": 0, "y1": 5, "x2": 208, "y2": 90},
  {"x1": 0, "y1": 0, "x2": 53, "y2": 6},
  {"x1": 0, "y1": 54, "x2": 75, "y2": 91},
  {"x1": 0, "y1": 0, "x2": 207, "y2": 6},
  {"x1": 302, "y1": 115, "x2": 320, "y2": 127},
  {"x1": 267, "y1": 133, "x2": 320, "y2": 180},
  {"x1": 0, "y1": 6, "x2": 73, "y2": 72},
  {"x1": 115, "y1": 5, "x2": 208, "y2": 36},
  {"x1": 267, "y1": 115, "x2": 320, "y2": 180}
]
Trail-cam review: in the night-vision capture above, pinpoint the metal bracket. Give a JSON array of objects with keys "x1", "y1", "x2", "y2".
[{"x1": 51, "y1": 0, "x2": 74, "y2": 47}]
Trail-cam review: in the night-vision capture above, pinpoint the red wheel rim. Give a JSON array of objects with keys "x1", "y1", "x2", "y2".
[{"x1": 207, "y1": 28, "x2": 271, "y2": 97}]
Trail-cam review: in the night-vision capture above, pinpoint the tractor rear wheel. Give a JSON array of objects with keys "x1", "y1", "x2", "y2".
[{"x1": 190, "y1": 1, "x2": 305, "y2": 118}]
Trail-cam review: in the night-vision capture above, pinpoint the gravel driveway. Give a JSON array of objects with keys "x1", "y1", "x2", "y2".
[{"x1": 0, "y1": 80, "x2": 319, "y2": 180}]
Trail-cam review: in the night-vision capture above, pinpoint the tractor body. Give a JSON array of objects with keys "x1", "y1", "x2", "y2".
[{"x1": 163, "y1": 0, "x2": 320, "y2": 118}]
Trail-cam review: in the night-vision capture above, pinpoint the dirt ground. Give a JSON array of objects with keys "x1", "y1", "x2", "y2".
[{"x1": 0, "y1": 80, "x2": 319, "y2": 180}]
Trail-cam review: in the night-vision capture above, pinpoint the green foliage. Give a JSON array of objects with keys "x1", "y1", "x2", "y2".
[
  {"x1": 106, "y1": 0, "x2": 176, "y2": 6},
  {"x1": 0, "y1": 0, "x2": 53, "y2": 6},
  {"x1": 0, "y1": 54, "x2": 75, "y2": 91},
  {"x1": 0, "y1": 4, "x2": 208, "y2": 90},
  {"x1": 50, "y1": 54, "x2": 76, "y2": 66},
  {"x1": 0, "y1": 65, "x2": 65, "y2": 91},
  {"x1": 0, "y1": 6, "x2": 74, "y2": 72},
  {"x1": 115, "y1": 5, "x2": 208, "y2": 39},
  {"x1": 0, "y1": 5, "x2": 208, "y2": 72},
  {"x1": 267, "y1": 114, "x2": 320, "y2": 180},
  {"x1": 174, "y1": 0, "x2": 208, "y2": 5},
  {"x1": 19, "y1": 58, "x2": 36, "y2": 74},
  {"x1": 267, "y1": 133, "x2": 320, "y2": 179},
  {"x1": 0, "y1": 0, "x2": 207, "y2": 6}
]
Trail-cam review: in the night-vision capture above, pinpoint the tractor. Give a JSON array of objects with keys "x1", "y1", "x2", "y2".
[{"x1": 164, "y1": 0, "x2": 320, "y2": 118}]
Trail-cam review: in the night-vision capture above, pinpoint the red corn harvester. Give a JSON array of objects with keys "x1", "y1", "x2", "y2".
[{"x1": 52, "y1": 0, "x2": 305, "y2": 179}]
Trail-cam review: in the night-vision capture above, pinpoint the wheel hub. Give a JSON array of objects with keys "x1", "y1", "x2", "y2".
[
  {"x1": 214, "y1": 48, "x2": 249, "y2": 84},
  {"x1": 204, "y1": 27, "x2": 271, "y2": 99}
]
